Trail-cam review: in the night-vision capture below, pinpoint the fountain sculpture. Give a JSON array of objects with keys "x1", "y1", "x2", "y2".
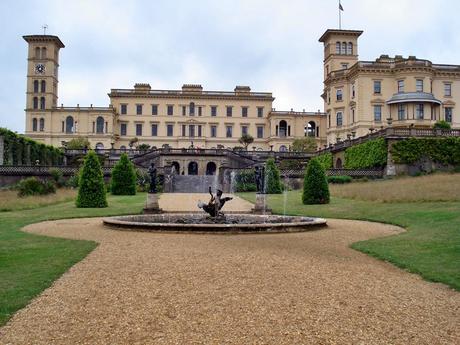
[
  {"x1": 143, "y1": 162, "x2": 163, "y2": 214},
  {"x1": 197, "y1": 186, "x2": 233, "y2": 218}
]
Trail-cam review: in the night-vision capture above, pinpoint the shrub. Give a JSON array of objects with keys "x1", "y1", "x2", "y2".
[
  {"x1": 265, "y1": 158, "x2": 282, "y2": 194},
  {"x1": 136, "y1": 168, "x2": 150, "y2": 192},
  {"x1": 327, "y1": 175, "x2": 352, "y2": 184},
  {"x1": 111, "y1": 153, "x2": 136, "y2": 195},
  {"x1": 76, "y1": 151, "x2": 107, "y2": 208},
  {"x1": 66, "y1": 173, "x2": 79, "y2": 188},
  {"x1": 66, "y1": 136, "x2": 90, "y2": 149},
  {"x1": 391, "y1": 137, "x2": 460, "y2": 165},
  {"x1": 292, "y1": 137, "x2": 317, "y2": 153},
  {"x1": 315, "y1": 153, "x2": 333, "y2": 170},
  {"x1": 344, "y1": 138, "x2": 387, "y2": 169},
  {"x1": 17, "y1": 177, "x2": 56, "y2": 197},
  {"x1": 433, "y1": 121, "x2": 451, "y2": 130},
  {"x1": 302, "y1": 158, "x2": 330, "y2": 204},
  {"x1": 138, "y1": 143, "x2": 150, "y2": 151},
  {"x1": 234, "y1": 170, "x2": 256, "y2": 192},
  {"x1": 49, "y1": 168, "x2": 65, "y2": 188},
  {"x1": 238, "y1": 134, "x2": 254, "y2": 150}
]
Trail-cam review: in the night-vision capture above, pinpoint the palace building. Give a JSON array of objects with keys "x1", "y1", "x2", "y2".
[
  {"x1": 23, "y1": 35, "x2": 326, "y2": 151},
  {"x1": 23, "y1": 29, "x2": 459, "y2": 149}
]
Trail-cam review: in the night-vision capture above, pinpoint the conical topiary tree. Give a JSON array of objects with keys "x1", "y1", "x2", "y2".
[
  {"x1": 302, "y1": 158, "x2": 330, "y2": 204},
  {"x1": 265, "y1": 158, "x2": 282, "y2": 194},
  {"x1": 76, "y1": 151, "x2": 107, "y2": 208},
  {"x1": 111, "y1": 153, "x2": 136, "y2": 195}
]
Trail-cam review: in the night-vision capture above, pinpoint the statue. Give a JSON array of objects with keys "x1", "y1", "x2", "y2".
[
  {"x1": 197, "y1": 186, "x2": 233, "y2": 217},
  {"x1": 255, "y1": 165, "x2": 265, "y2": 194},
  {"x1": 148, "y1": 162, "x2": 157, "y2": 194}
]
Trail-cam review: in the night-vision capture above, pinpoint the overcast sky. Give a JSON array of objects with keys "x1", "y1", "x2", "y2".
[{"x1": 1, "y1": 0, "x2": 459, "y2": 133}]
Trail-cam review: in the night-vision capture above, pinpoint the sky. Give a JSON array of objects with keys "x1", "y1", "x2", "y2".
[{"x1": 1, "y1": 0, "x2": 459, "y2": 133}]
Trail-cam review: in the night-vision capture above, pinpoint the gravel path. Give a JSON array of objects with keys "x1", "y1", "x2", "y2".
[{"x1": 1, "y1": 218, "x2": 459, "y2": 344}]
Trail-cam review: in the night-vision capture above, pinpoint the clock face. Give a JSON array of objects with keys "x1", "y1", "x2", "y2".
[{"x1": 35, "y1": 63, "x2": 45, "y2": 74}]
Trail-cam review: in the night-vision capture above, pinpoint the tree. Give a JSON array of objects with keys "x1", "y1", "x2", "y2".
[
  {"x1": 265, "y1": 158, "x2": 282, "y2": 194},
  {"x1": 76, "y1": 151, "x2": 107, "y2": 208},
  {"x1": 129, "y1": 137, "x2": 139, "y2": 148},
  {"x1": 238, "y1": 134, "x2": 254, "y2": 150},
  {"x1": 302, "y1": 158, "x2": 330, "y2": 204},
  {"x1": 137, "y1": 143, "x2": 151, "y2": 151},
  {"x1": 292, "y1": 137, "x2": 317, "y2": 153},
  {"x1": 66, "y1": 137, "x2": 90, "y2": 149},
  {"x1": 433, "y1": 121, "x2": 451, "y2": 130},
  {"x1": 111, "y1": 153, "x2": 137, "y2": 195}
]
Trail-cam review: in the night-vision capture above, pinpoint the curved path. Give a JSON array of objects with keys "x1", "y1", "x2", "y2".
[{"x1": 0, "y1": 218, "x2": 458, "y2": 344}]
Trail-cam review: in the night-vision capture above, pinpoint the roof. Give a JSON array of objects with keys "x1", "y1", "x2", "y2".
[
  {"x1": 386, "y1": 92, "x2": 442, "y2": 105},
  {"x1": 23, "y1": 35, "x2": 65, "y2": 48},
  {"x1": 318, "y1": 29, "x2": 363, "y2": 42}
]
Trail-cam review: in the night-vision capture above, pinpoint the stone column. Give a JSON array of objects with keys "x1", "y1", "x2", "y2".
[{"x1": 252, "y1": 193, "x2": 272, "y2": 214}]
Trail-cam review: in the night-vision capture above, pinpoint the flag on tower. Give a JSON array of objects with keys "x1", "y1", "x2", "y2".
[{"x1": 339, "y1": 2, "x2": 344, "y2": 11}]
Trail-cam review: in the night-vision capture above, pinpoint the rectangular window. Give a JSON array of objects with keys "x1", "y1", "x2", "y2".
[
  {"x1": 416, "y1": 79, "x2": 423, "y2": 92},
  {"x1": 151, "y1": 124, "x2": 158, "y2": 136},
  {"x1": 336, "y1": 112, "x2": 343, "y2": 127},
  {"x1": 351, "y1": 108, "x2": 355, "y2": 123},
  {"x1": 226, "y1": 126, "x2": 232, "y2": 138},
  {"x1": 136, "y1": 123, "x2": 142, "y2": 136},
  {"x1": 211, "y1": 106, "x2": 217, "y2": 117},
  {"x1": 226, "y1": 106, "x2": 232, "y2": 117},
  {"x1": 444, "y1": 83, "x2": 452, "y2": 97},
  {"x1": 374, "y1": 105, "x2": 382, "y2": 122},
  {"x1": 415, "y1": 103, "x2": 424, "y2": 119},
  {"x1": 397, "y1": 80, "x2": 404, "y2": 93},
  {"x1": 210, "y1": 125, "x2": 217, "y2": 137},
  {"x1": 136, "y1": 104, "x2": 143, "y2": 115},
  {"x1": 341, "y1": 63, "x2": 348, "y2": 69},
  {"x1": 242, "y1": 107, "x2": 248, "y2": 117},
  {"x1": 182, "y1": 106, "x2": 186, "y2": 116},
  {"x1": 198, "y1": 106, "x2": 202, "y2": 116},
  {"x1": 445, "y1": 108, "x2": 453, "y2": 122},
  {"x1": 151, "y1": 105, "x2": 158, "y2": 115},
  {"x1": 373, "y1": 80, "x2": 381, "y2": 94},
  {"x1": 241, "y1": 126, "x2": 248, "y2": 136},
  {"x1": 182, "y1": 125, "x2": 186, "y2": 137},
  {"x1": 121, "y1": 104, "x2": 127, "y2": 115},
  {"x1": 398, "y1": 104, "x2": 405, "y2": 120},
  {"x1": 167, "y1": 105, "x2": 174, "y2": 116},
  {"x1": 189, "y1": 125, "x2": 195, "y2": 137},
  {"x1": 336, "y1": 89, "x2": 342, "y2": 101},
  {"x1": 167, "y1": 124, "x2": 173, "y2": 137},
  {"x1": 120, "y1": 123, "x2": 127, "y2": 136},
  {"x1": 189, "y1": 103, "x2": 195, "y2": 116},
  {"x1": 257, "y1": 126, "x2": 264, "y2": 138},
  {"x1": 198, "y1": 125, "x2": 202, "y2": 137},
  {"x1": 257, "y1": 107, "x2": 264, "y2": 118},
  {"x1": 351, "y1": 84, "x2": 355, "y2": 98}
]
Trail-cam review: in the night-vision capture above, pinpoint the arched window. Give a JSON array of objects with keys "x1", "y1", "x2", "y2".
[
  {"x1": 347, "y1": 42, "x2": 353, "y2": 55},
  {"x1": 206, "y1": 162, "x2": 217, "y2": 175},
  {"x1": 95, "y1": 143, "x2": 104, "y2": 152},
  {"x1": 32, "y1": 118, "x2": 38, "y2": 131},
  {"x1": 336, "y1": 158, "x2": 343, "y2": 169},
  {"x1": 188, "y1": 161, "x2": 198, "y2": 175},
  {"x1": 189, "y1": 102, "x2": 195, "y2": 116},
  {"x1": 342, "y1": 42, "x2": 347, "y2": 55},
  {"x1": 65, "y1": 116, "x2": 74, "y2": 133},
  {"x1": 172, "y1": 161, "x2": 180, "y2": 174},
  {"x1": 41, "y1": 47, "x2": 47, "y2": 59},
  {"x1": 33, "y1": 97, "x2": 38, "y2": 109},
  {"x1": 39, "y1": 118, "x2": 45, "y2": 131},
  {"x1": 120, "y1": 145, "x2": 127, "y2": 151},
  {"x1": 336, "y1": 112, "x2": 343, "y2": 127},
  {"x1": 336, "y1": 42, "x2": 341, "y2": 54},
  {"x1": 279, "y1": 145, "x2": 288, "y2": 152},
  {"x1": 96, "y1": 116, "x2": 104, "y2": 133},
  {"x1": 279, "y1": 120, "x2": 287, "y2": 137},
  {"x1": 33, "y1": 80, "x2": 39, "y2": 93},
  {"x1": 41, "y1": 80, "x2": 46, "y2": 93},
  {"x1": 35, "y1": 47, "x2": 40, "y2": 59},
  {"x1": 40, "y1": 97, "x2": 45, "y2": 110},
  {"x1": 305, "y1": 121, "x2": 316, "y2": 137}
]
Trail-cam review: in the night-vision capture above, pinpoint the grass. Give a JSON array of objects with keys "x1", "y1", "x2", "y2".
[
  {"x1": 0, "y1": 188, "x2": 77, "y2": 212},
  {"x1": 238, "y1": 185, "x2": 460, "y2": 290},
  {"x1": 330, "y1": 173, "x2": 460, "y2": 202},
  {"x1": 0, "y1": 192, "x2": 147, "y2": 326}
]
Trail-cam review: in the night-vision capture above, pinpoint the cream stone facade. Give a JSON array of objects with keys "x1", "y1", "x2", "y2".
[
  {"x1": 23, "y1": 35, "x2": 326, "y2": 151},
  {"x1": 320, "y1": 29, "x2": 460, "y2": 144}
]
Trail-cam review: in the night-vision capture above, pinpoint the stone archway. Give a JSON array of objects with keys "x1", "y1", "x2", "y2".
[
  {"x1": 172, "y1": 161, "x2": 180, "y2": 174},
  {"x1": 188, "y1": 161, "x2": 198, "y2": 175},
  {"x1": 206, "y1": 162, "x2": 217, "y2": 175},
  {"x1": 336, "y1": 158, "x2": 343, "y2": 169}
]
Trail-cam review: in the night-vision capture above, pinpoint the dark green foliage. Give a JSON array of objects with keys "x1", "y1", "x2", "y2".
[
  {"x1": 137, "y1": 143, "x2": 150, "y2": 151},
  {"x1": 49, "y1": 168, "x2": 65, "y2": 188},
  {"x1": 234, "y1": 170, "x2": 256, "y2": 192},
  {"x1": 66, "y1": 174, "x2": 79, "y2": 188},
  {"x1": 0, "y1": 127, "x2": 63, "y2": 166},
  {"x1": 292, "y1": 137, "x2": 317, "y2": 153},
  {"x1": 391, "y1": 137, "x2": 460, "y2": 165},
  {"x1": 327, "y1": 175, "x2": 352, "y2": 184},
  {"x1": 433, "y1": 121, "x2": 451, "y2": 130},
  {"x1": 302, "y1": 158, "x2": 330, "y2": 204},
  {"x1": 238, "y1": 134, "x2": 254, "y2": 150},
  {"x1": 17, "y1": 177, "x2": 56, "y2": 197},
  {"x1": 265, "y1": 158, "x2": 282, "y2": 194},
  {"x1": 315, "y1": 153, "x2": 333, "y2": 170},
  {"x1": 66, "y1": 137, "x2": 90, "y2": 149},
  {"x1": 344, "y1": 138, "x2": 387, "y2": 169},
  {"x1": 76, "y1": 151, "x2": 107, "y2": 208},
  {"x1": 110, "y1": 153, "x2": 136, "y2": 195}
]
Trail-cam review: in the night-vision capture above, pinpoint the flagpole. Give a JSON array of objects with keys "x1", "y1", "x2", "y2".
[{"x1": 339, "y1": 0, "x2": 342, "y2": 29}]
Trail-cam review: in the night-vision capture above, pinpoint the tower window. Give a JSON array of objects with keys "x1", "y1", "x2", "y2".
[
  {"x1": 336, "y1": 42, "x2": 341, "y2": 54},
  {"x1": 336, "y1": 112, "x2": 343, "y2": 127},
  {"x1": 347, "y1": 42, "x2": 353, "y2": 55},
  {"x1": 65, "y1": 116, "x2": 74, "y2": 133},
  {"x1": 96, "y1": 116, "x2": 104, "y2": 133},
  {"x1": 33, "y1": 80, "x2": 39, "y2": 93},
  {"x1": 336, "y1": 89, "x2": 343, "y2": 101},
  {"x1": 41, "y1": 80, "x2": 46, "y2": 93},
  {"x1": 41, "y1": 47, "x2": 47, "y2": 59},
  {"x1": 416, "y1": 79, "x2": 423, "y2": 92},
  {"x1": 35, "y1": 47, "x2": 40, "y2": 59},
  {"x1": 32, "y1": 118, "x2": 38, "y2": 131},
  {"x1": 39, "y1": 118, "x2": 45, "y2": 131},
  {"x1": 40, "y1": 97, "x2": 45, "y2": 110},
  {"x1": 33, "y1": 97, "x2": 38, "y2": 109},
  {"x1": 374, "y1": 105, "x2": 382, "y2": 122},
  {"x1": 342, "y1": 42, "x2": 347, "y2": 55}
]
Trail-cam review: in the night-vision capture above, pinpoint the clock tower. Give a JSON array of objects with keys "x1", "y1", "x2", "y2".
[{"x1": 23, "y1": 34, "x2": 64, "y2": 138}]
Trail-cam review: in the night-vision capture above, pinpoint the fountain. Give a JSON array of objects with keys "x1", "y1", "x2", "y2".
[{"x1": 103, "y1": 165, "x2": 327, "y2": 233}]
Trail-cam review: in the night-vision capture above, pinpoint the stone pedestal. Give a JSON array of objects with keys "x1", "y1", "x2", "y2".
[
  {"x1": 251, "y1": 193, "x2": 272, "y2": 214},
  {"x1": 143, "y1": 193, "x2": 163, "y2": 214}
]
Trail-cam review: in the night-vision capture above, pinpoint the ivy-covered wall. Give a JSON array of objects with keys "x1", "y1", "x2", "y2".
[
  {"x1": 0, "y1": 128, "x2": 64, "y2": 166},
  {"x1": 344, "y1": 138, "x2": 387, "y2": 169},
  {"x1": 315, "y1": 152, "x2": 333, "y2": 170},
  {"x1": 391, "y1": 137, "x2": 460, "y2": 166}
]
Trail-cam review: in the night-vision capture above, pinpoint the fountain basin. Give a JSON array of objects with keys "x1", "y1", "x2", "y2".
[{"x1": 102, "y1": 213, "x2": 327, "y2": 234}]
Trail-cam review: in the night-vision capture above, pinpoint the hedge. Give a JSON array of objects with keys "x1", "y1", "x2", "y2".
[
  {"x1": 391, "y1": 137, "x2": 460, "y2": 165},
  {"x1": 265, "y1": 158, "x2": 282, "y2": 194},
  {"x1": 111, "y1": 153, "x2": 136, "y2": 195},
  {"x1": 76, "y1": 151, "x2": 107, "y2": 208},
  {"x1": 344, "y1": 138, "x2": 387, "y2": 169},
  {"x1": 327, "y1": 175, "x2": 352, "y2": 184},
  {"x1": 0, "y1": 127, "x2": 63, "y2": 165},
  {"x1": 315, "y1": 152, "x2": 333, "y2": 170}
]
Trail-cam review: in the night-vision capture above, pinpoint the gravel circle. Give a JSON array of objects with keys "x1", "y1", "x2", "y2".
[{"x1": 0, "y1": 217, "x2": 458, "y2": 344}]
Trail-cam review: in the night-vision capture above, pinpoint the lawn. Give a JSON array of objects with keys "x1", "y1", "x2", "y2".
[
  {"x1": 238, "y1": 174, "x2": 460, "y2": 291},
  {"x1": 0, "y1": 193, "x2": 146, "y2": 326},
  {"x1": 0, "y1": 188, "x2": 77, "y2": 212}
]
